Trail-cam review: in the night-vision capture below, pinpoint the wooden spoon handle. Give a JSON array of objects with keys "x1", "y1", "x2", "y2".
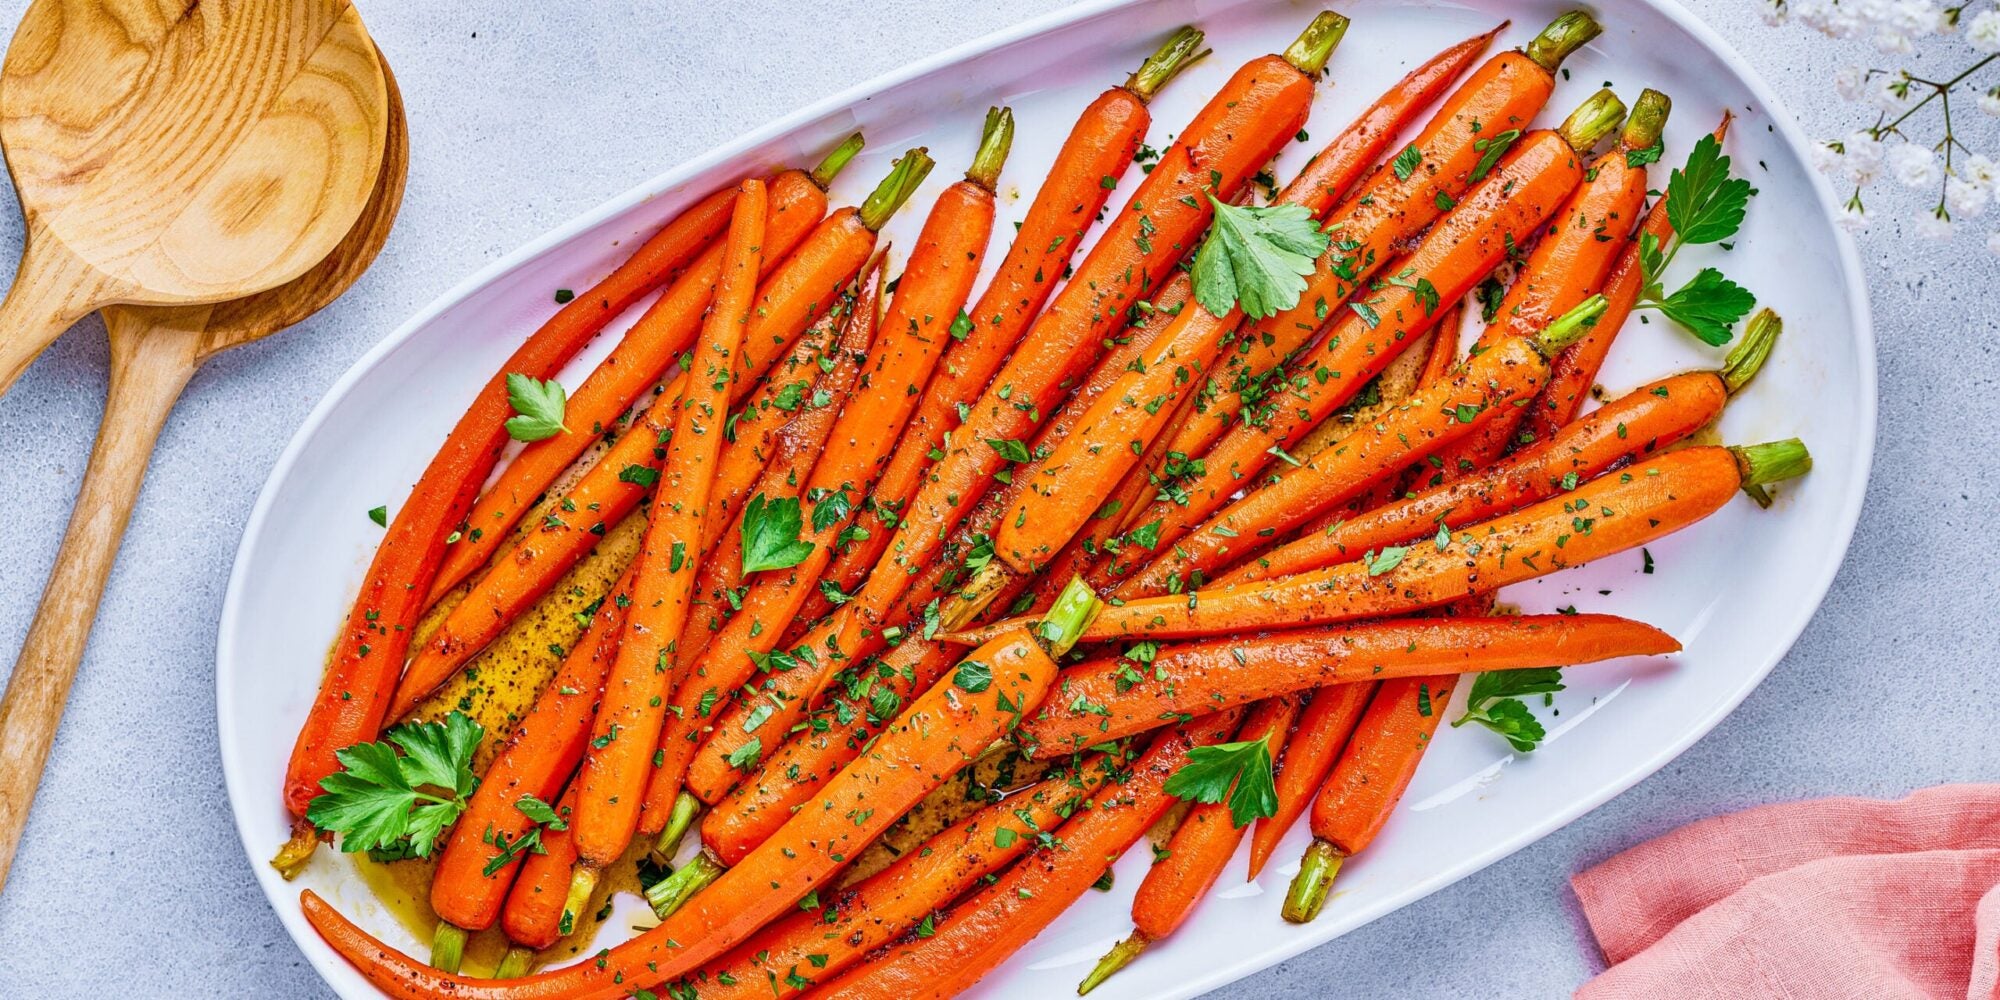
[
  {"x1": 0, "y1": 309, "x2": 202, "y2": 893},
  {"x1": 0, "y1": 227, "x2": 116, "y2": 398}
]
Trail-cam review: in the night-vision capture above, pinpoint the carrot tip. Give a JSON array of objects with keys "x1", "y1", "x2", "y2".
[
  {"x1": 1623, "y1": 89, "x2": 1673, "y2": 153},
  {"x1": 1078, "y1": 932, "x2": 1150, "y2": 995},
  {"x1": 858, "y1": 148, "x2": 935, "y2": 232},
  {"x1": 1721, "y1": 309, "x2": 1781, "y2": 394},
  {"x1": 811, "y1": 132, "x2": 867, "y2": 190},
  {"x1": 1731, "y1": 439, "x2": 1811, "y2": 506},
  {"x1": 1281, "y1": 840, "x2": 1344, "y2": 923},
  {"x1": 493, "y1": 946, "x2": 535, "y2": 980},
  {"x1": 645, "y1": 851, "x2": 724, "y2": 919},
  {"x1": 966, "y1": 107, "x2": 1015, "y2": 191},
  {"x1": 429, "y1": 921, "x2": 468, "y2": 974},
  {"x1": 1559, "y1": 88, "x2": 1628, "y2": 154},
  {"x1": 1525, "y1": 10, "x2": 1603, "y2": 73},
  {"x1": 1282, "y1": 11, "x2": 1351, "y2": 78},
  {"x1": 1125, "y1": 26, "x2": 1208, "y2": 103}
]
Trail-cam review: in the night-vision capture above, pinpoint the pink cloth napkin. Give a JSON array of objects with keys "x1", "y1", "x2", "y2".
[{"x1": 1573, "y1": 785, "x2": 2000, "y2": 1000}]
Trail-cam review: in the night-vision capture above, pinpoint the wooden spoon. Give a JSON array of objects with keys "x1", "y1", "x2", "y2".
[
  {"x1": 0, "y1": 0, "x2": 390, "y2": 396},
  {"x1": 0, "y1": 50, "x2": 409, "y2": 895}
]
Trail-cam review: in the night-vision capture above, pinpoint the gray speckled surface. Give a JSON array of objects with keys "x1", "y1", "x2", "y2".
[{"x1": 0, "y1": 1, "x2": 1994, "y2": 996}]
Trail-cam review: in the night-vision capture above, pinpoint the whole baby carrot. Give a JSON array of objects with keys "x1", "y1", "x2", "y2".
[{"x1": 273, "y1": 171, "x2": 737, "y2": 876}]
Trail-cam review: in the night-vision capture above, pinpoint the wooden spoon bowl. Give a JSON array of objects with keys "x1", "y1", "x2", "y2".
[
  {"x1": 0, "y1": 48, "x2": 409, "y2": 895},
  {"x1": 0, "y1": 0, "x2": 390, "y2": 395}
]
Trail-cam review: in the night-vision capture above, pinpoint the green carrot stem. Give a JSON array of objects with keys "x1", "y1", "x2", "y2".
[
  {"x1": 858, "y1": 148, "x2": 936, "y2": 232},
  {"x1": 1125, "y1": 26, "x2": 1210, "y2": 103},
  {"x1": 1282, "y1": 11, "x2": 1351, "y2": 78},
  {"x1": 645, "y1": 851, "x2": 726, "y2": 919},
  {"x1": 1534, "y1": 295, "x2": 1611, "y2": 356},
  {"x1": 811, "y1": 132, "x2": 866, "y2": 190},
  {"x1": 1078, "y1": 931, "x2": 1151, "y2": 995},
  {"x1": 1281, "y1": 839, "x2": 1346, "y2": 923},
  {"x1": 1721, "y1": 308, "x2": 1781, "y2": 394},
  {"x1": 1731, "y1": 438, "x2": 1811, "y2": 508},
  {"x1": 429, "y1": 921, "x2": 467, "y2": 973},
  {"x1": 651, "y1": 790, "x2": 703, "y2": 866},
  {"x1": 1622, "y1": 89, "x2": 1673, "y2": 153},
  {"x1": 966, "y1": 107, "x2": 1016, "y2": 191},
  {"x1": 1559, "y1": 88, "x2": 1628, "y2": 153},
  {"x1": 937, "y1": 561, "x2": 1019, "y2": 633},
  {"x1": 1037, "y1": 576, "x2": 1102, "y2": 655},
  {"x1": 1524, "y1": 11, "x2": 1603, "y2": 73},
  {"x1": 559, "y1": 867, "x2": 598, "y2": 940},
  {"x1": 493, "y1": 946, "x2": 535, "y2": 980}
]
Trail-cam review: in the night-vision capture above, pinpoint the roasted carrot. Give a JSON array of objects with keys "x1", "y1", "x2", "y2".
[
  {"x1": 836, "y1": 13, "x2": 1338, "y2": 661},
  {"x1": 299, "y1": 580, "x2": 1102, "y2": 1000},
  {"x1": 682, "y1": 752, "x2": 1124, "y2": 999},
  {"x1": 1078, "y1": 696, "x2": 1303, "y2": 993},
  {"x1": 559, "y1": 178, "x2": 768, "y2": 934},
  {"x1": 423, "y1": 561, "x2": 637, "y2": 968},
  {"x1": 637, "y1": 124, "x2": 997, "y2": 844},
  {"x1": 271, "y1": 175, "x2": 739, "y2": 877},
  {"x1": 800, "y1": 29, "x2": 1206, "y2": 625},
  {"x1": 678, "y1": 256, "x2": 885, "y2": 671},
  {"x1": 810, "y1": 711, "x2": 1244, "y2": 1000},
  {"x1": 1109, "y1": 296, "x2": 1609, "y2": 601},
  {"x1": 1095, "y1": 90, "x2": 1625, "y2": 581},
  {"x1": 1526, "y1": 113, "x2": 1735, "y2": 444},
  {"x1": 944, "y1": 441, "x2": 1812, "y2": 647},
  {"x1": 1422, "y1": 89, "x2": 1666, "y2": 484},
  {"x1": 493, "y1": 784, "x2": 580, "y2": 975},
  {"x1": 386, "y1": 157, "x2": 930, "y2": 719},
  {"x1": 1225, "y1": 308, "x2": 1783, "y2": 586},
  {"x1": 1249, "y1": 683, "x2": 1372, "y2": 878},
  {"x1": 428, "y1": 141, "x2": 860, "y2": 601},
  {"x1": 1132, "y1": 13, "x2": 1599, "y2": 507},
  {"x1": 1020, "y1": 614, "x2": 1679, "y2": 753}
]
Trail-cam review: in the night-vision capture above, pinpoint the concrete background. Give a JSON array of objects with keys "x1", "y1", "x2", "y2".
[{"x1": 0, "y1": 1, "x2": 1995, "y2": 996}]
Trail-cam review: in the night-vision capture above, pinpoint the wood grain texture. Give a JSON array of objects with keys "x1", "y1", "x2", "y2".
[
  {"x1": 0, "y1": 0, "x2": 390, "y2": 394},
  {"x1": 0, "y1": 47, "x2": 407, "y2": 896}
]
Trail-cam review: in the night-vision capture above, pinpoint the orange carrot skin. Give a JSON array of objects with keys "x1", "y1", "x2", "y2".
[
  {"x1": 500, "y1": 784, "x2": 581, "y2": 950},
  {"x1": 1228, "y1": 369, "x2": 1729, "y2": 586},
  {"x1": 807, "y1": 88, "x2": 1149, "y2": 624},
  {"x1": 1107, "y1": 130, "x2": 1586, "y2": 575},
  {"x1": 570, "y1": 181, "x2": 768, "y2": 870},
  {"x1": 1113, "y1": 335, "x2": 1553, "y2": 599},
  {"x1": 280, "y1": 188, "x2": 737, "y2": 822},
  {"x1": 813, "y1": 712, "x2": 1243, "y2": 1000},
  {"x1": 685, "y1": 277, "x2": 1190, "y2": 798},
  {"x1": 388, "y1": 208, "x2": 876, "y2": 719},
  {"x1": 1249, "y1": 683, "x2": 1371, "y2": 878},
  {"x1": 430, "y1": 174, "x2": 827, "y2": 601},
  {"x1": 639, "y1": 181, "x2": 994, "y2": 835},
  {"x1": 429, "y1": 563, "x2": 636, "y2": 931},
  {"x1": 1020, "y1": 614, "x2": 1677, "y2": 753},
  {"x1": 1157, "y1": 47, "x2": 1556, "y2": 476},
  {"x1": 1527, "y1": 117, "x2": 1731, "y2": 443},
  {"x1": 1132, "y1": 695, "x2": 1301, "y2": 941},
  {"x1": 850, "y1": 54, "x2": 1315, "y2": 642},
  {"x1": 1311, "y1": 674, "x2": 1452, "y2": 855},
  {"x1": 1423, "y1": 143, "x2": 1648, "y2": 479},
  {"x1": 687, "y1": 755, "x2": 1121, "y2": 1000}
]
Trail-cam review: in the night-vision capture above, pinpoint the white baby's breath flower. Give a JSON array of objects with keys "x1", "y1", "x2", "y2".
[
  {"x1": 1870, "y1": 72, "x2": 1917, "y2": 112},
  {"x1": 1833, "y1": 65, "x2": 1869, "y2": 101},
  {"x1": 1914, "y1": 209, "x2": 1955, "y2": 240},
  {"x1": 1874, "y1": 31, "x2": 1915, "y2": 54},
  {"x1": 1967, "y1": 10, "x2": 2000, "y2": 52},
  {"x1": 1836, "y1": 203, "x2": 1872, "y2": 232},
  {"x1": 1811, "y1": 141, "x2": 1846, "y2": 176},
  {"x1": 1761, "y1": 0, "x2": 1788, "y2": 25},
  {"x1": 1982, "y1": 89, "x2": 2000, "y2": 117},
  {"x1": 1959, "y1": 154, "x2": 1999, "y2": 189},
  {"x1": 1888, "y1": 142, "x2": 1940, "y2": 188},
  {"x1": 1886, "y1": 0, "x2": 1939, "y2": 36},
  {"x1": 1843, "y1": 131, "x2": 1888, "y2": 184},
  {"x1": 1946, "y1": 177, "x2": 1991, "y2": 218}
]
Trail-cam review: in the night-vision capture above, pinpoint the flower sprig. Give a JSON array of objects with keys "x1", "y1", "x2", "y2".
[{"x1": 1766, "y1": 0, "x2": 2000, "y2": 250}]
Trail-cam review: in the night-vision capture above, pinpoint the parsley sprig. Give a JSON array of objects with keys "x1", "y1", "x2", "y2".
[
  {"x1": 1190, "y1": 195, "x2": 1331, "y2": 321},
  {"x1": 1450, "y1": 667, "x2": 1565, "y2": 752},
  {"x1": 1163, "y1": 735, "x2": 1278, "y2": 827},
  {"x1": 305, "y1": 711, "x2": 484, "y2": 859},
  {"x1": 1636, "y1": 134, "x2": 1757, "y2": 346},
  {"x1": 740, "y1": 493, "x2": 815, "y2": 574},
  {"x1": 503, "y1": 373, "x2": 570, "y2": 441}
]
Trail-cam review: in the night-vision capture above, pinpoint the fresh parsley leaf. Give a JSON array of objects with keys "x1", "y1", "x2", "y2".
[
  {"x1": 514, "y1": 794, "x2": 567, "y2": 829},
  {"x1": 948, "y1": 311, "x2": 974, "y2": 342},
  {"x1": 1162, "y1": 736, "x2": 1278, "y2": 828},
  {"x1": 1470, "y1": 129, "x2": 1522, "y2": 183},
  {"x1": 1465, "y1": 667, "x2": 1566, "y2": 704},
  {"x1": 986, "y1": 438, "x2": 1033, "y2": 464},
  {"x1": 811, "y1": 487, "x2": 852, "y2": 534},
  {"x1": 954, "y1": 660, "x2": 993, "y2": 694},
  {"x1": 1453, "y1": 667, "x2": 1565, "y2": 752},
  {"x1": 1626, "y1": 140, "x2": 1665, "y2": 168},
  {"x1": 367, "y1": 505, "x2": 387, "y2": 527},
  {"x1": 503, "y1": 373, "x2": 569, "y2": 442},
  {"x1": 1460, "y1": 698, "x2": 1547, "y2": 753},
  {"x1": 725, "y1": 737, "x2": 762, "y2": 772},
  {"x1": 618, "y1": 464, "x2": 659, "y2": 487},
  {"x1": 1366, "y1": 546, "x2": 1408, "y2": 576},
  {"x1": 304, "y1": 711, "x2": 484, "y2": 858},
  {"x1": 740, "y1": 494, "x2": 815, "y2": 574},
  {"x1": 1666, "y1": 134, "x2": 1752, "y2": 246},
  {"x1": 1125, "y1": 520, "x2": 1163, "y2": 551},
  {"x1": 817, "y1": 578, "x2": 853, "y2": 606},
  {"x1": 1392, "y1": 143, "x2": 1423, "y2": 181},
  {"x1": 1655, "y1": 268, "x2": 1754, "y2": 346},
  {"x1": 1190, "y1": 196, "x2": 1331, "y2": 320}
]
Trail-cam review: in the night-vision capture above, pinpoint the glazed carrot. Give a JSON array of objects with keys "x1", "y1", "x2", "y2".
[
  {"x1": 682, "y1": 752, "x2": 1124, "y2": 1000},
  {"x1": 386, "y1": 158, "x2": 930, "y2": 719},
  {"x1": 299, "y1": 581, "x2": 1102, "y2": 1000},
  {"x1": 1020, "y1": 614, "x2": 1678, "y2": 753},
  {"x1": 1079, "y1": 695, "x2": 1303, "y2": 993},
  {"x1": 1109, "y1": 296, "x2": 1609, "y2": 599},
  {"x1": 1421, "y1": 90, "x2": 1666, "y2": 484},
  {"x1": 811, "y1": 711, "x2": 1244, "y2": 1000},
  {"x1": 838, "y1": 13, "x2": 1338, "y2": 656},
  {"x1": 423, "y1": 561, "x2": 638, "y2": 968},
  {"x1": 1226, "y1": 308, "x2": 1784, "y2": 586},
  {"x1": 494, "y1": 784, "x2": 580, "y2": 974},
  {"x1": 1097, "y1": 91, "x2": 1624, "y2": 581},
  {"x1": 679, "y1": 256, "x2": 885, "y2": 671},
  {"x1": 801, "y1": 30, "x2": 1206, "y2": 625},
  {"x1": 429, "y1": 143, "x2": 860, "y2": 601},
  {"x1": 637, "y1": 125, "x2": 996, "y2": 843},
  {"x1": 944, "y1": 441, "x2": 1813, "y2": 647},
  {"x1": 1134, "y1": 14, "x2": 1598, "y2": 505},
  {"x1": 682, "y1": 273, "x2": 1193, "y2": 804},
  {"x1": 558, "y1": 178, "x2": 768, "y2": 933},
  {"x1": 1249, "y1": 683, "x2": 1372, "y2": 878},
  {"x1": 271, "y1": 177, "x2": 740, "y2": 876}
]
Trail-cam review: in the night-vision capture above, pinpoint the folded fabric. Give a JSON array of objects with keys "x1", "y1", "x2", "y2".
[{"x1": 1572, "y1": 785, "x2": 2000, "y2": 999}]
